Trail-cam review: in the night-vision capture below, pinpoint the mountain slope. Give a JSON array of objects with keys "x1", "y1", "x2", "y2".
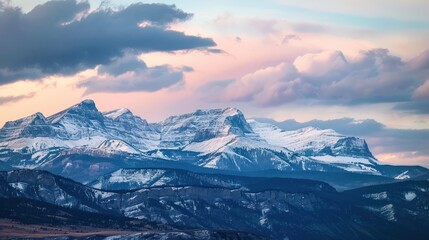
[
  {"x1": 343, "y1": 181, "x2": 429, "y2": 239},
  {"x1": 0, "y1": 198, "x2": 260, "y2": 240},
  {"x1": 88, "y1": 168, "x2": 337, "y2": 193},
  {"x1": 2, "y1": 169, "x2": 429, "y2": 240},
  {"x1": 89, "y1": 167, "x2": 401, "y2": 192}
]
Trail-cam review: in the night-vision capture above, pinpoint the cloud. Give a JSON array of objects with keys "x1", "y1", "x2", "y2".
[
  {"x1": 255, "y1": 117, "x2": 429, "y2": 167},
  {"x1": 293, "y1": 50, "x2": 348, "y2": 76},
  {"x1": 77, "y1": 55, "x2": 189, "y2": 94},
  {"x1": 371, "y1": 128, "x2": 429, "y2": 155},
  {"x1": 393, "y1": 101, "x2": 429, "y2": 115},
  {"x1": 412, "y1": 80, "x2": 429, "y2": 100},
  {"x1": 290, "y1": 22, "x2": 330, "y2": 34},
  {"x1": 205, "y1": 48, "x2": 429, "y2": 110},
  {"x1": 213, "y1": 13, "x2": 283, "y2": 36},
  {"x1": 0, "y1": 0, "x2": 215, "y2": 85},
  {"x1": 278, "y1": 0, "x2": 429, "y2": 22},
  {"x1": 0, "y1": 92, "x2": 35, "y2": 105},
  {"x1": 254, "y1": 117, "x2": 385, "y2": 136},
  {"x1": 282, "y1": 34, "x2": 300, "y2": 44},
  {"x1": 205, "y1": 48, "x2": 226, "y2": 54}
]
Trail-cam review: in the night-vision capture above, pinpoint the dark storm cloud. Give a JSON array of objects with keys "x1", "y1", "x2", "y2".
[
  {"x1": 369, "y1": 128, "x2": 429, "y2": 156},
  {"x1": 393, "y1": 101, "x2": 429, "y2": 115},
  {"x1": 0, "y1": 0, "x2": 215, "y2": 85},
  {"x1": 97, "y1": 55, "x2": 148, "y2": 77},
  {"x1": 77, "y1": 55, "x2": 189, "y2": 94},
  {"x1": 0, "y1": 92, "x2": 35, "y2": 105}
]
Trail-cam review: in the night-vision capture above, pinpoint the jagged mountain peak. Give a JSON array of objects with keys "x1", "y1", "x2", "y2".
[
  {"x1": 79, "y1": 99, "x2": 96, "y2": 107},
  {"x1": 167, "y1": 107, "x2": 243, "y2": 120},
  {"x1": 159, "y1": 107, "x2": 253, "y2": 149},
  {"x1": 103, "y1": 108, "x2": 150, "y2": 131},
  {"x1": 3, "y1": 112, "x2": 47, "y2": 129},
  {"x1": 103, "y1": 108, "x2": 133, "y2": 120},
  {"x1": 103, "y1": 108, "x2": 151, "y2": 130},
  {"x1": 194, "y1": 107, "x2": 242, "y2": 116},
  {"x1": 0, "y1": 112, "x2": 52, "y2": 140},
  {"x1": 63, "y1": 99, "x2": 99, "y2": 113},
  {"x1": 47, "y1": 99, "x2": 103, "y2": 124}
]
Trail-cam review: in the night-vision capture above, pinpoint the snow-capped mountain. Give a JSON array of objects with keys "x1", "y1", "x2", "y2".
[
  {"x1": 249, "y1": 119, "x2": 379, "y2": 173},
  {"x1": 249, "y1": 120, "x2": 374, "y2": 159},
  {"x1": 0, "y1": 99, "x2": 427, "y2": 179},
  {"x1": 103, "y1": 108, "x2": 160, "y2": 151},
  {"x1": 159, "y1": 107, "x2": 253, "y2": 148}
]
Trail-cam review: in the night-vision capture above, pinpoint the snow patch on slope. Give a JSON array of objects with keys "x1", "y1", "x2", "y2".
[
  {"x1": 404, "y1": 192, "x2": 416, "y2": 201},
  {"x1": 104, "y1": 108, "x2": 132, "y2": 120},
  {"x1": 97, "y1": 139, "x2": 140, "y2": 154},
  {"x1": 312, "y1": 155, "x2": 373, "y2": 165},
  {"x1": 381, "y1": 204, "x2": 396, "y2": 221},
  {"x1": 395, "y1": 171, "x2": 410, "y2": 180},
  {"x1": 92, "y1": 169, "x2": 167, "y2": 189},
  {"x1": 249, "y1": 119, "x2": 343, "y2": 152},
  {"x1": 363, "y1": 192, "x2": 388, "y2": 200}
]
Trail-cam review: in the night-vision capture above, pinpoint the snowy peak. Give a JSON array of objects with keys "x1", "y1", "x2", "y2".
[
  {"x1": 103, "y1": 108, "x2": 148, "y2": 127},
  {"x1": 332, "y1": 137, "x2": 374, "y2": 158},
  {"x1": 163, "y1": 107, "x2": 253, "y2": 136},
  {"x1": 294, "y1": 126, "x2": 341, "y2": 136},
  {"x1": 104, "y1": 108, "x2": 132, "y2": 120},
  {"x1": 60, "y1": 99, "x2": 99, "y2": 116},
  {"x1": 0, "y1": 112, "x2": 52, "y2": 140},
  {"x1": 249, "y1": 119, "x2": 375, "y2": 160},
  {"x1": 47, "y1": 99, "x2": 103, "y2": 124},
  {"x1": 43, "y1": 99, "x2": 107, "y2": 139},
  {"x1": 159, "y1": 107, "x2": 253, "y2": 148},
  {"x1": 102, "y1": 108, "x2": 153, "y2": 151},
  {"x1": 249, "y1": 120, "x2": 342, "y2": 151},
  {"x1": 77, "y1": 99, "x2": 97, "y2": 109},
  {"x1": 222, "y1": 107, "x2": 254, "y2": 136},
  {"x1": 3, "y1": 112, "x2": 47, "y2": 129}
]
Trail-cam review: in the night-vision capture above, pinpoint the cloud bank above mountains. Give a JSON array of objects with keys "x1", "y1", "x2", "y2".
[{"x1": 204, "y1": 49, "x2": 429, "y2": 115}]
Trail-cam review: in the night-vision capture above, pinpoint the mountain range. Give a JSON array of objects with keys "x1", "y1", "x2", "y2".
[
  {"x1": 1, "y1": 99, "x2": 428, "y2": 239},
  {"x1": 1, "y1": 100, "x2": 426, "y2": 181}
]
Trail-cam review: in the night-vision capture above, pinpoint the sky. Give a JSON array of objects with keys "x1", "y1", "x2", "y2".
[{"x1": 0, "y1": 0, "x2": 428, "y2": 167}]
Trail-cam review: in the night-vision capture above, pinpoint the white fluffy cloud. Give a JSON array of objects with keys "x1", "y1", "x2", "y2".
[{"x1": 293, "y1": 50, "x2": 347, "y2": 77}]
